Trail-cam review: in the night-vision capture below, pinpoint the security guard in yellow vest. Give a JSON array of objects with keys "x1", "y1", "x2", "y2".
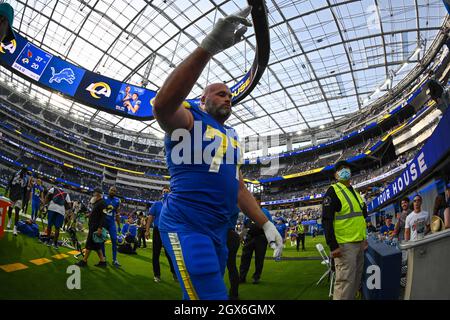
[{"x1": 322, "y1": 160, "x2": 367, "y2": 300}]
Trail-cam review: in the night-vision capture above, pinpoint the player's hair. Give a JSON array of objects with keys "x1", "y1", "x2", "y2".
[{"x1": 401, "y1": 197, "x2": 410, "y2": 203}]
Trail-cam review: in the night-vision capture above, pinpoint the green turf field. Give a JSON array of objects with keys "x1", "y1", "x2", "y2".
[{"x1": 0, "y1": 187, "x2": 332, "y2": 300}]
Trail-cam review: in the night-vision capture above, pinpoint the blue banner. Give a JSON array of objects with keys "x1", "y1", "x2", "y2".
[
  {"x1": 0, "y1": 33, "x2": 256, "y2": 120},
  {"x1": 368, "y1": 104, "x2": 450, "y2": 212},
  {"x1": 40, "y1": 57, "x2": 86, "y2": 96},
  {"x1": 261, "y1": 194, "x2": 324, "y2": 206}
]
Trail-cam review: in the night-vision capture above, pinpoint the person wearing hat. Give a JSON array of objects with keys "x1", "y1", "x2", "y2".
[
  {"x1": 76, "y1": 188, "x2": 107, "y2": 267},
  {"x1": 393, "y1": 197, "x2": 410, "y2": 242},
  {"x1": 0, "y1": 2, "x2": 16, "y2": 43},
  {"x1": 322, "y1": 160, "x2": 367, "y2": 300},
  {"x1": 379, "y1": 215, "x2": 395, "y2": 237}
]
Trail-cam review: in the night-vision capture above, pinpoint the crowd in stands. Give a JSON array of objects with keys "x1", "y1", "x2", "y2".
[
  {"x1": 0, "y1": 102, "x2": 165, "y2": 165},
  {"x1": 242, "y1": 138, "x2": 377, "y2": 180}
]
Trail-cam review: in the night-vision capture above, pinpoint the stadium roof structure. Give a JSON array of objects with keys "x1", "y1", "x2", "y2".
[{"x1": 0, "y1": 0, "x2": 448, "y2": 141}]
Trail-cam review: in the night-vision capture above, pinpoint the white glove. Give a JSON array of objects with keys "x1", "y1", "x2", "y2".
[
  {"x1": 262, "y1": 221, "x2": 283, "y2": 258},
  {"x1": 200, "y1": 6, "x2": 252, "y2": 56}
]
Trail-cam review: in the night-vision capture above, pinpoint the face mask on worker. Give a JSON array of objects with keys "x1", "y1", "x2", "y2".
[
  {"x1": 90, "y1": 196, "x2": 97, "y2": 204},
  {"x1": 337, "y1": 168, "x2": 351, "y2": 181}
]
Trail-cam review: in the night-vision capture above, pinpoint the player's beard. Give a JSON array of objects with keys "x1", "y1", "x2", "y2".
[{"x1": 206, "y1": 102, "x2": 231, "y2": 123}]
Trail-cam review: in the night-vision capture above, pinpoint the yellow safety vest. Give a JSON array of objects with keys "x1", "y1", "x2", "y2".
[
  {"x1": 332, "y1": 182, "x2": 366, "y2": 244},
  {"x1": 297, "y1": 223, "x2": 304, "y2": 234}
]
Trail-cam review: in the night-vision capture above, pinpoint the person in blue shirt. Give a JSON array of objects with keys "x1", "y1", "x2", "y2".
[
  {"x1": 30, "y1": 178, "x2": 44, "y2": 222},
  {"x1": 273, "y1": 217, "x2": 288, "y2": 261},
  {"x1": 145, "y1": 186, "x2": 176, "y2": 283},
  {"x1": 119, "y1": 216, "x2": 138, "y2": 253},
  {"x1": 380, "y1": 216, "x2": 395, "y2": 237},
  {"x1": 275, "y1": 217, "x2": 288, "y2": 239},
  {"x1": 152, "y1": 6, "x2": 282, "y2": 300},
  {"x1": 102, "y1": 186, "x2": 121, "y2": 267}
]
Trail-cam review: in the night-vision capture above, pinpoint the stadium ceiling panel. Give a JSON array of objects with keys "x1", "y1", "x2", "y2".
[{"x1": 2, "y1": 0, "x2": 447, "y2": 139}]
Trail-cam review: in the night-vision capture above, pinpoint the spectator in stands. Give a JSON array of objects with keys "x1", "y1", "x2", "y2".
[
  {"x1": 6, "y1": 166, "x2": 30, "y2": 236},
  {"x1": 433, "y1": 195, "x2": 446, "y2": 231},
  {"x1": 44, "y1": 184, "x2": 71, "y2": 249},
  {"x1": 394, "y1": 197, "x2": 410, "y2": 242},
  {"x1": 76, "y1": 188, "x2": 107, "y2": 267},
  {"x1": 322, "y1": 160, "x2": 367, "y2": 300},
  {"x1": 379, "y1": 216, "x2": 395, "y2": 237},
  {"x1": 445, "y1": 185, "x2": 450, "y2": 229},
  {"x1": 366, "y1": 221, "x2": 377, "y2": 233},
  {"x1": 405, "y1": 195, "x2": 430, "y2": 241}
]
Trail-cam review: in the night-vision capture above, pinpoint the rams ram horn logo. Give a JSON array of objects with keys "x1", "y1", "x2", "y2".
[
  {"x1": 0, "y1": 39, "x2": 17, "y2": 54},
  {"x1": 86, "y1": 82, "x2": 111, "y2": 99}
]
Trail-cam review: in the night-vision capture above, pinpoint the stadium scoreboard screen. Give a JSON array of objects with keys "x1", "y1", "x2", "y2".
[
  {"x1": 0, "y1": 31, "x2": 259, "y2": 120},
  {"x1": 12, "y1": 42, "x2": 52, "y2": 81}
]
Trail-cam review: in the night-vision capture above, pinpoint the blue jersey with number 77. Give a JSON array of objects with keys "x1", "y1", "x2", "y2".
[{"x1": 159, "y1": 104, "x2": 242, "y2": 244}]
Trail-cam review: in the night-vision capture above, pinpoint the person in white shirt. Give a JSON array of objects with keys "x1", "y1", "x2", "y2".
[
  {"x1": 45, "y1": 185, "x2": 71, "y2": 249},
  {"x1": 405, "y1": 194, "x2": 430, "y2": 241}
]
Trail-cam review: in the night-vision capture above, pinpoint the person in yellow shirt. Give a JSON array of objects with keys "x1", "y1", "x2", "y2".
[{"x1": 321, "y1": 160, "x2": 368, "y2": 300}]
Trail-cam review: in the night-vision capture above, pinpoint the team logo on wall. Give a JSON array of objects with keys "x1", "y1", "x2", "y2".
[
  {"x1": 86, "y1": 82, "x2": 111, "y2": 99},
  {"x1": 49, "y1": 67, "x2": 76, "y2": 84}
]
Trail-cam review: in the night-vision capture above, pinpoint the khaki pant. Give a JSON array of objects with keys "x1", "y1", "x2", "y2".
[{"x1": 333, "y1": 241, "x2": 365, "y2": 300}]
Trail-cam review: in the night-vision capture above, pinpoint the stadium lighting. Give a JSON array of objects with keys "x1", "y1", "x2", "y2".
[
  {"x1": 297, "y1": 130, "x2": 303, "y2": 135},
  {"x1": 396, "y1": 62, "x2": 409, "y2": 74},
  {"x1": 319, "y1": 125, "x2": 325, "y2": 129},
  {"x1": 411, "y1": 47, "x2": 422, "y2": 59}
]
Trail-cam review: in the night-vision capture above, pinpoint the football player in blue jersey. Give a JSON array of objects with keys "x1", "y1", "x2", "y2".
[
  {"x1": 152, "y1": 6, "x2": 283, "y2": 300},
  {"x1": 145, "y1": 186, "x2": 177, "y2": 283},
  {"x1": 102, "y1": 186, "x2": 122, "y2": 267},
  {"x1": 30, "y1": 178, "x2": 44, "y2": 222}
]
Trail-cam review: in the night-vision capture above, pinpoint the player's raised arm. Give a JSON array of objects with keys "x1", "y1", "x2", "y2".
[{"x1": 152, "y1": 6, "x2": 252, "y2": 133}]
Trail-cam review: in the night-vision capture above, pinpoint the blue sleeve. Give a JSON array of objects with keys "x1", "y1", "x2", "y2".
[
  {"x1": 262, "y1": 208, "x2": 273, "y2": 222},
  {"x1": 149, "y1": 203, "x2": 156, "y2": 217}
]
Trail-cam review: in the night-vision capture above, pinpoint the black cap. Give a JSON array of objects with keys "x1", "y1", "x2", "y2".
[
  {"x1": 334, "y1": 160, "x2": 351, "y2": 173},
  {"x1": 93, "y1": 187, "x2": 103, "y2": 194}
]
